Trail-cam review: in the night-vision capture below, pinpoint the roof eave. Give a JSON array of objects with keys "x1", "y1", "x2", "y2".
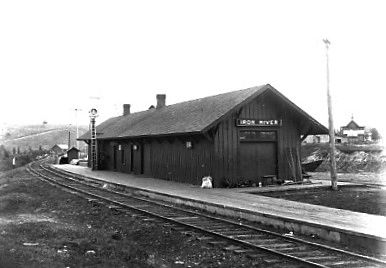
[{"x1": 77, "y1": 131, "x2": 203, "y2": 141}]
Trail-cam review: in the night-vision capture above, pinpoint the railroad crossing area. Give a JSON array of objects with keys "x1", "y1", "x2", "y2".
[{"x1": 53, "y1": 164, "x2": 386, "y2": 253}]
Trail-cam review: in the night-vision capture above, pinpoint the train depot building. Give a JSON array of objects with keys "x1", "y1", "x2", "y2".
[{"x1": 78, "y1": 84, "x2": 328, "y2": 188}]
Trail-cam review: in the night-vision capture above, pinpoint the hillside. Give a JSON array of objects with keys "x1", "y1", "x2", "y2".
[
  {"x1": 302, "y1": 143, "x2": 385, "y2": 173},
  {"x1": 1, "y1": 124, "x2": 73, "y2": 140},
  {"x1": 0, "y1": 124, "x2": 88, "y2": 152}
]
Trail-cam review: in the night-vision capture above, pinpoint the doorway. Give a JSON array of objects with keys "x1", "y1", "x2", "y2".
[
  {"x1": 113, "y1": 145, "x2": 118, "y2": 170},
  {"x1": 238, "y1": 130, "x2": 278, "y2": 183}
]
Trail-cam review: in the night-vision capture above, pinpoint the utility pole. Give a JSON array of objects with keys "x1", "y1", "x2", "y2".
[
  {"x1": 75, "y1": 108, "x2": 81, "y2": 150},
  {"x1": 68, "y1": 130, "x2": 71, "y2": 149},
  {"x1": 323, "y1": 39, "x2": 338, "y2": 191}
]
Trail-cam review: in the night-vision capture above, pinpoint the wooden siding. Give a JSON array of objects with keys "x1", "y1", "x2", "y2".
[
  {"x1": 67, "y1": 149, "x2": 79, "y2": 163},
  {"x1": 98, "y1": 141, "x2": 131, "y2": 173},
  {"x1": 213, "y1": 114, "x2": 238, "y2": 185},
  {"x1": 96, "y1": 136, "x2": 214, "y2": 186},
  {"x1": 148, "y1": 137, "x2": 214, "y2": 185},
  {"x1": 213, "y1": 91, "x2": 303, "y2": 186}
]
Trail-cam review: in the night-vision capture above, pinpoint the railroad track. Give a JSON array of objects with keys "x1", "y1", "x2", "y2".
[{"x1": 28, "y1": 160, "x2": 386, "y2": 268}]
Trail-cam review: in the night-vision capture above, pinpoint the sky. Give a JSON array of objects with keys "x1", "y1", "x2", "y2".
[{"x1": 1, "y1": 0, "x2": 385, "y2": 137}]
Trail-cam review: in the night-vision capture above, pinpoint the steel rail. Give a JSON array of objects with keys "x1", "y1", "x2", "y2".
[
  {"x1": 43, "y1": 166, "x2": 386, "y2": 267},
  {"x1": 27, "y1": 164, "x2": 308, "y2": 267},
  {"x1": 28, "y1": 161, "x2": 386, "y2": 268},
  {"x1": 44, "y1": 163, "x2": 386, "y2": 265}
]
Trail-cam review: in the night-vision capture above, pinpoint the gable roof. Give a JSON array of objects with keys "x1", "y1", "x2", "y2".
[
  {"x1": 78, "y1": 84, "x2": 328, "y2": 141},
  {"x1": 52, "y1": 144, "x2": 68, "y2": 150},
  {"x1": 342, "y1": 120, "x2": 364, "y2": 130},
  {"x1": 67, "y1": 146, "x2": 80, "y2": 152}
]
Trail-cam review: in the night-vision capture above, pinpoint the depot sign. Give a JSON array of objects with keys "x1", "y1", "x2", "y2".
[{"x1": 236, "y1": 118, "x2": 282, "y2": 127}]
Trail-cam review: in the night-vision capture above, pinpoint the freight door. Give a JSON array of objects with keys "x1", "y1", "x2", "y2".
[{"x1": 238, "y1": 131, "x2": 278, "y2": 183}]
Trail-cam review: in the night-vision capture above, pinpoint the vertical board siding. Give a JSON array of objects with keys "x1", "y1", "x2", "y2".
[
  {"x1": 214, "y1": 91, "x2": 303, "y2": 185},
  {"x1": 214, "y1": 114, "x2": 239, "y2": 186},
  {"x1": 143, "y1": 143, "x2": 151, "y2": 174},
  {"x1": 231, "y1": 114, "x2": 238, "y2": 179},
  {"x1": 147, "y1": 136, "x2": 214, "y2": 185}
]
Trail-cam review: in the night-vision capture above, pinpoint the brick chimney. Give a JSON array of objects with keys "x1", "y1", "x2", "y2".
[
  {"x1": 156, "y1": 94, "x2": 166, "y2": 109},
  {"x1": 123, "y1": 104, "x2": 131, "y2": 116}
]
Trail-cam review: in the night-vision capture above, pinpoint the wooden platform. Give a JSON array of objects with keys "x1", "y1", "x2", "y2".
[{"x1": 52, "y1": 164, "x2": 386, "y2": 253}]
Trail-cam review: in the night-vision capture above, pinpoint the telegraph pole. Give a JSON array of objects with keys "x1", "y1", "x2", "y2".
[
  {"x1": 68, "y1": 130, "x2": 71, "y2": 149},
  {"x1": 75, "y1": 108, "x2": 81, "y2": 150},
  {"x1": 323, "y1": 39, "x2": 338, "y2": 191}
]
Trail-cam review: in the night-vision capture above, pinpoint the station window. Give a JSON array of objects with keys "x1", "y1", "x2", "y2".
[{"x1": 239, "y1": 131, "x2": 277, "y2": 142}]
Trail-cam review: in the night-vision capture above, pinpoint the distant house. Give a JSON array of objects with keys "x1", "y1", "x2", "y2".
[
  {"x1": 340, "y1": 117, "x2": 365, "y2": 143},
  {"x1": 51, "y1": 144, "x2": 68, "y2": 156}
]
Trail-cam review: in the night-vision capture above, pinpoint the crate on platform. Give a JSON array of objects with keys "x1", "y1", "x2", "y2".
[{"x1": 262, "y1": 175, "x2": 277, "y2": 186}]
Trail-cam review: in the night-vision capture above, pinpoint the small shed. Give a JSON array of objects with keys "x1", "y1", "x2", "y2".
[
  {"x1": 51, "y1": 144, "x2": 68, "y2": 156},
  {"x1": 67, "y1": 147, "x2": 80, "y2": 163}
]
